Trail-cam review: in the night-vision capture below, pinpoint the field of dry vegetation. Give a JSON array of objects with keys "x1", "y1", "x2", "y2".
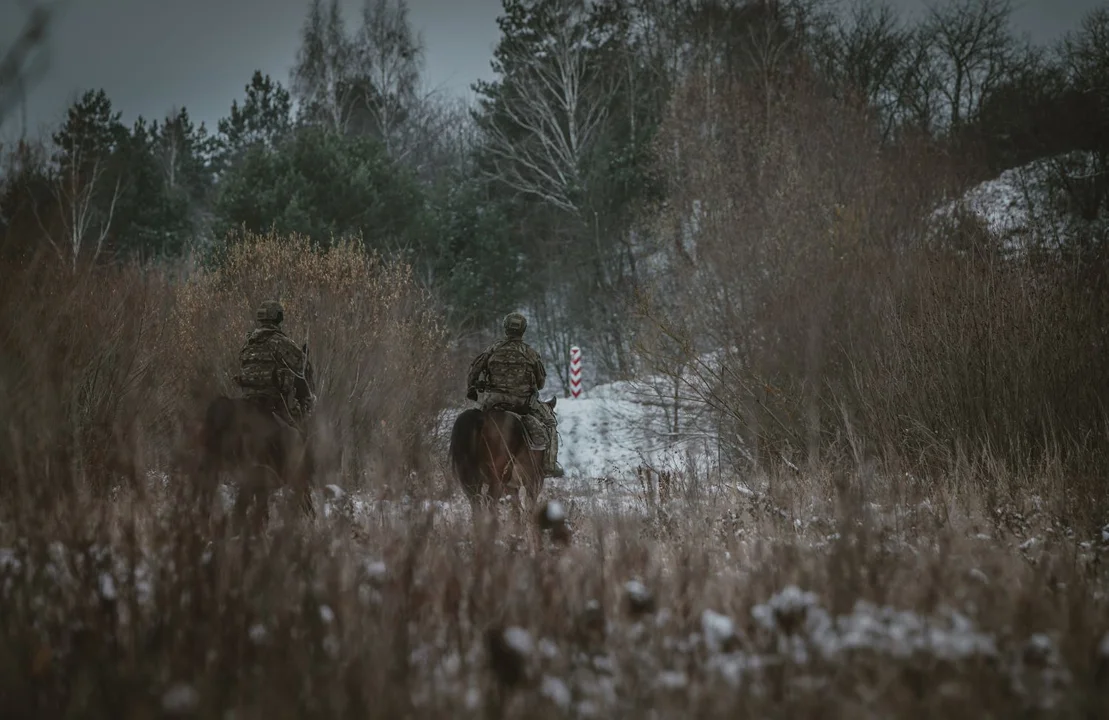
[
  {"x1": 3, "y1": 67, "x2": 1109, "y2": 720},
  {"x1": 1, "y1": 226, "x2": 1107, "y2": 718}
]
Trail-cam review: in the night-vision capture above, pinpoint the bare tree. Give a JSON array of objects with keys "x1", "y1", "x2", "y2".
[
  {"x1": 32, "y1": 134, "x2": 122, "y2": 271},
  {"x1": 1051, "y1": 7, "x2": 1109, "y2": 236},
  {"x1": 481, "y1": 4, "x2": 617, "y2": 215},
  {"x1": 815, "y1": 1, "x2": 910, "y2": 140},
  {"x1": 926, "y1": 0, "x2": 1020, "y2": 132},
  {"x1": 290, "y1": 0, "x2": 358, "y2": 133},
  {"x1": 885, "y1": 25, "x2": 943, "y2": 136},
  {"x1": 529, "y1": 287, "x2": 576, "y2": 395},
  {"x1": 404, "y1": 92, "x2": 479, "y2": 181},
  {"x1": 353, "y1": 0, "x2": 424, "y2": 156},
  {"x1": 1061, "y1": 6, "x2": 1109, "y2": 120}
]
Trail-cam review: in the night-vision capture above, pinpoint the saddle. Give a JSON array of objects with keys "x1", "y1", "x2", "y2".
[
  {"x1": 244, "y1": 396, "x2": 305, "y2": 438},
  {"x1": 486, "y1": 402, "x2": 548, "y2": 453}
]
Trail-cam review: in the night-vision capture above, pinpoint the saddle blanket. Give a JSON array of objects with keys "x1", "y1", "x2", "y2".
[{"x1": 496, "y1": 409, "x2": 548, "y2": 452}]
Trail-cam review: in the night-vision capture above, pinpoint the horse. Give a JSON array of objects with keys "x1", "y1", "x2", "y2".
[
  {"x1": 195, "y1": 395, "x2": 316, "y2": 535},
  {"x1": 449, "y1": 396, "x2": 557, "y2": 539}
]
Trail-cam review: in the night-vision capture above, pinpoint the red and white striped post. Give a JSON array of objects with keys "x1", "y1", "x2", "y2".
[{"x1": 569, "y1": 346, "x2": 583, "y2": 398}]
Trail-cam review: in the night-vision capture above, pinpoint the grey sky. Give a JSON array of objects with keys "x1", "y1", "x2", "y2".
[{"x1": 0, "y1": 0, "x2": 1101, "y2": 140}]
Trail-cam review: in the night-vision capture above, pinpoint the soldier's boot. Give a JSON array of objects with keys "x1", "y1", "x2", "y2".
[{"x1": 545, "y1": 428, "x2": 565, "y2": 478}]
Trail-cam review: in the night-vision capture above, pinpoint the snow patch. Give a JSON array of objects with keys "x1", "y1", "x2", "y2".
[{"x1": 932, "y1": 152, "x2": 1106, "y2": 256}]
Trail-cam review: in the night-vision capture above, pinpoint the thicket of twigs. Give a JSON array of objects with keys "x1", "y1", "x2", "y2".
[{"x1": 634, "y1": 64, "x2": 1109, "y2": 533}]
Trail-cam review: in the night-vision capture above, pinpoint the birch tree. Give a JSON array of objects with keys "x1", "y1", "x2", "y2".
[
  {"x1": 353, "y1": 0, "x2": 423, "y2": 155},
  {"x1": 34, "y1": 90, "x2": 126, "y2": 270},
  {"x1": 290, "y1": 0, "x2": 358, "y2": 133},
  {"x1": 476, "y1": 0, "x2": 618, "y2": 215}
]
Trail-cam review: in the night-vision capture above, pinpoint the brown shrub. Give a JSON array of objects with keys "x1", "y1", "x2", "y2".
[
  {"x1": 637, "y1": 61, "x2": 1109, "y2": 521},
  {"x1": 171, "y1": 231, "x2": 453, "y2": 489},
  {"x1": 0, "y1": 231, "x2": 454, "y2": 516},
  {"x1": 0, "y1": 252, "x2": 174, "y2": 509}
]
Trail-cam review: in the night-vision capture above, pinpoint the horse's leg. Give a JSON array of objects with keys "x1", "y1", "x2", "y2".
[
  {"x1": 196, "y1": 407, "x2": 232, "y2": 531},
  {"x1": 253, "y1": 471, "x2": 271, "y2": 536},
  {"x1": 498, "y1": 453, "x2": 531, "y2": 551},
  {"x1": 298, "y1": 481, "x2": 315, "y2": 522},
  {"x1": 485, "y1": 448, "x2": 509, "y2": 537},
  {"x1": 242, "y1": 432, "x2": 272, "y2": 538},
  {"x1": 518, "y1": 450, "x2": 544, "y2": 553},
  {"x1": 298, "y1": 437, "x2": 316, "y2": 521},
  {"x1": 478, "y1": 423, "x2": 503, "y2": 505},
  {"x1": 515, "y1": 482, "x2": 532, "y2": 551},
  {"x1": 281, "y1": 430, "x2": 314, "y2": 527},
  {"x1": 193, "y1": 452, "x2": 218, "y2": 528},
  {"x1": 231, "y1": 474, "x2": 252, "y2": 537}
]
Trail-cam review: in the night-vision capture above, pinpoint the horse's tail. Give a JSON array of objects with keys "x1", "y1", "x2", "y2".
[{"x1": 449, "y1": 408, "x2": 486, "y2": 500}]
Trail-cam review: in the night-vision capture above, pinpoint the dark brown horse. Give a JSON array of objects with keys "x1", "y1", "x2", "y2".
[
  {"x1": 449, "y1": 397, "x2": 556, "y2": 533},
  {"x1": 196, "y1": 395, "x2": 316, "y2": 533}
]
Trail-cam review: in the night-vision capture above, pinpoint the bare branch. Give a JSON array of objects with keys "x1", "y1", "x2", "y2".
[
  {"x1": 32, "y1": 131, "x2": 123, "y2": 271},
  {"x1": 354, "y1": 0, "x2": 424, "y2": 155},
  {"x1": 480, "y1": 13, "x2": 617, "y2": 215},
  {"x1": 926, "y1": 0, "x2": 1018, "y2": 131},
  {"x1": 93, "y1": 174, "x2": 123, "y2": 264}
]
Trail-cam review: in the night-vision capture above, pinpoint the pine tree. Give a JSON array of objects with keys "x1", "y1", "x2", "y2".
[{"x1": 215, "y1": 71, "x2": 293, "y2": 171}]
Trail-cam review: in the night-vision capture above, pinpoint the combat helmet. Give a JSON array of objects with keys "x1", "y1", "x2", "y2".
[
  {"x1": 503, "y1": 312, "x2": 527, "y2": 338},
  {"x1": 256, "y1": 300, "x2": 284, "y2": 325}
]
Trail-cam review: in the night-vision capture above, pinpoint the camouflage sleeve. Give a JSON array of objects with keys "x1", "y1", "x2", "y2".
[
  {"x1": 532, "y1": 347, "x2": 547, "y2": 390},
  {"x1": 272, "y1": 335, "x2": 307, "y2": 374},
  {"x1": 466, "y1": 350, "x2": 489, "y2": 388},
  {"x1": 304, "y1": 356, "x2": 318, "y2": 395}
]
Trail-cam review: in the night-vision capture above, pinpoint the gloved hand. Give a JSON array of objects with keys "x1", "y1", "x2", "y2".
[{"x1": 466, "y1": 387, "x2": 478, "y2": 401}]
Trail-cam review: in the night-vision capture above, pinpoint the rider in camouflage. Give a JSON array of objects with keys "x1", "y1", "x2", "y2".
[
  {"x1": 235, "y1": 300, "x2": 316, "y2": 431},
  {"x1": 467, "y1": 312, "x2": 565, "y2": 478}
]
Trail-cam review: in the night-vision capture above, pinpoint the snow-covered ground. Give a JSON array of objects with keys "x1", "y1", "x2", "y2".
[
  {"x1": 433, "y1": 375, "x2": 723, "y2": 514},
  {"x1": 554, "y1": 380, "x2": 718, "y2": 484},
  {"x1": 932, "y1": 151, "x2": 1106, "y2": 255}
]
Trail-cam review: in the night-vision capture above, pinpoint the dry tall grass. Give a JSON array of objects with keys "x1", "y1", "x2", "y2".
[
  {"x1": 0, "y1": 454, "x2": 1105, "y2": 718},
  {"x1": 1, "y1": 234, "x2": 1106, "y2": 716}
]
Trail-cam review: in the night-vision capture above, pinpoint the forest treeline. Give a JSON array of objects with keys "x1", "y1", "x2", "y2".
[{"x1": 1, "y1": 0, "x2": 1106, "y2": 380}]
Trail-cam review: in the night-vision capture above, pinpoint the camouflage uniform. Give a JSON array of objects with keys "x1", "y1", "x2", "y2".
[
  {"x1": 467, "y1": 312, "x2": 564, "y2": 478},
  {"x1": 236, "y1": 300, "x2": 316, "y2": 431}
]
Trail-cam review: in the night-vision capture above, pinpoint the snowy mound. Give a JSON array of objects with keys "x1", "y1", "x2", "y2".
[
  {"x1": 436, "y1": 375, "x2": 720, "y2": 489},
  {"x1": 933, "y1": 152, "x2": 1104, "y2": 254},
  {"x1": 556, "y1": 382, "x2": 712, "y2": 481}
]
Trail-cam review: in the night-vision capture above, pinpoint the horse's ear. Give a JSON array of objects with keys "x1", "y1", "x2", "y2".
[{"x1": 548, "y1": 396, "x2": 557, "y2": 409}]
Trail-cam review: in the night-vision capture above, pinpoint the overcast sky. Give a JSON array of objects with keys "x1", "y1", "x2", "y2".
[{"x1": 0, "y1": 0, "x2": 1100, "y2": 140}]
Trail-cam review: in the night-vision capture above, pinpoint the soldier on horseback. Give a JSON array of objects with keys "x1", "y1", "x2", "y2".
[
  {"x1": 466, "y1": 312, "x2": 565, "y2": 478},
  {"x1": 235, "y1": 300, "x2": 317, "y2": 433}
]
